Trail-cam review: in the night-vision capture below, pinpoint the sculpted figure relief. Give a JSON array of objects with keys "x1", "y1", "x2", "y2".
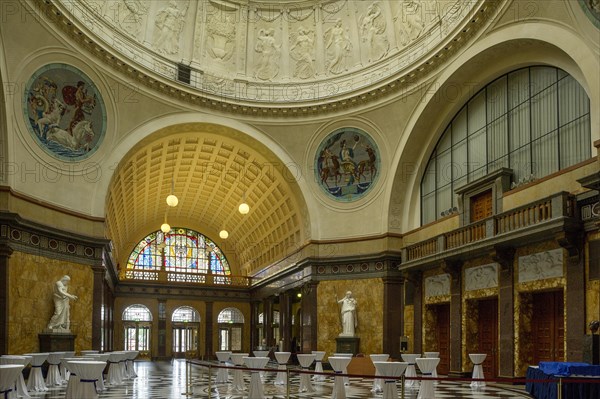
[
  {"x1": 395, "y1": 0, "x2": 426, "y2": 46},
  {"x1": 206, "y1": 12, "x2": 236, "y2": 62},
  {"x1": 290, "y1": 26, "x2": 315, "y2": 79},
  {"x1": 337, "y1": 291, "x2": 358, "y2": 337},
  {"x1": 119, "y1": 0, "x2": 148, "y2": 40},
  {"x1": 153, "y1": 1, "x2": 187, "y2": 55},
  {"x1": 254, "y1": 28, "x2": 281, "y2": 80},
  {"x1": 360, "y1": 2, "x2": 390, "y2": 62},
  {"x1": 47, "y1": 275, "x2": 78, "y2": 331},
  {"x1": 325, "y1": 19, "x2": 353, "y2": 75}
]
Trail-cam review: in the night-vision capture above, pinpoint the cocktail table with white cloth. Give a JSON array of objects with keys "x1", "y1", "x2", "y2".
[
  {"x1": 0, "y1": 356, "x2": 31, "y2": 399},
  {"x1": 401, "y1": 354, "x2": 420, "y2": 390},
  {"x1": 328, "y1": 356, "x2": 352, "y2": 399},
  {"x1": 311, "y1": 351, "x2": 326, "y2": 381},
  {"x1": 469, "y1": 353, "x2": 487, "y2": 389},
  {"x1": 424, "y1": 352, "x2": 440, "y2": 385},
  {"x1": 45, "y1": 352, "x2": 65, "y2": 386},
  {"x1": 333, "y1": 353, "x2": 353, "y2": 386},
  {"x1": 60, "y1": 351, "x2": 76, "y2": 383},
  {"x1": 106, "y1": 352, "x2": 124, "y2": 385},
  {"x1": 243, "y1": 356, "x2": 269, "y2": 399},
  {"x1": 215, "y1": 351, "x2": 232, "y2": 384},
  {"x1": 0, "y1": 364, "x2": 24, "y2": 399},
  {"x1": 87, "y1": 353, "x2": 110, "y2": 391},
  {"x1": 373, "y1": 361, "x2": 408, "y2": 399},
  {"x1": 229, "y1": 353, "x2": 248, "y2": 392},
  {"x1": 66, "y1": 361, "x2": 107, "y2": 399},
  {"x1": 23, "y1": 353, "x2": 49, "y2": 392},
  {"x1": 125, "y1": 350, "x2": 139, "y2": 379},
  {"x1": 297, "y1": 353, "x2": 316, "y2": 392},
  {"x1": 369, "y1": 354, "x2": 389, "y2": 393},
  {"x1": 416, "y1": 357, "x2": 440, "y2": 399},
  {"x1": 273, "y1": 352, "x2": 291, "y2": 385},
  {"x1": 253, "y1": 350, "x2": 270, "y2": 380}
]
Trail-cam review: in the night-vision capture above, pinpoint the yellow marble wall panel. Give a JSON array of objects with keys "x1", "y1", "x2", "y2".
[
  {"x1": 462, "y1": 300, "x2": 479, "y2": 372},
  {"x1": 423, "y1": 305, "x2": 437, "y2": 352},
  {"x1": 586, "y1": 232, "x2": 600, "y2": 328},
  {"x1": 8, "y1": 251, "x2": 93, "y2": 354},
  {"x1": 317, "y1": 279, "x2": 383, "y2": 357},
  {"x1": 404, "y1": 305, "x2": 414, "y2": 353}
]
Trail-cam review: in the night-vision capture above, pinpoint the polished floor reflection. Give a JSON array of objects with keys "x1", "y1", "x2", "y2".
[{"x1": 28, "y1": 359, "x2": 532, "y2": 398}]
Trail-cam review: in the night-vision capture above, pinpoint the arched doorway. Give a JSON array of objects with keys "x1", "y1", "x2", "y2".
[
  {"x1": 122, "y1": 304, "x2": 152, "y2": 358},
  {"x1": 172, "y1": 306, "x2": 200, "y2": 358},
  {"x1": 217, "y1": 307, "x2": 245, "y2": 352}
]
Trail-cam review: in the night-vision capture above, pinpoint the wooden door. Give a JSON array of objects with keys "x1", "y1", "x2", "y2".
[
  {"x1": 478, "y1": 298, "x2": 498, "y2": 377},
  {"x1": 470, "y1": 190, "x2": 493, "y2": 223},
  {"x1": 533, "y1": 291, "x2": 564, "y2": 363},
  {"x1": 436, "y1": 304, "x2": 451, "y2": 375}
]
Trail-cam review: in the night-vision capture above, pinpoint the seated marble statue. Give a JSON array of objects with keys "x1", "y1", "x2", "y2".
[{"x1": 47, "y1": 275, "x2": 78, "y2": 331}]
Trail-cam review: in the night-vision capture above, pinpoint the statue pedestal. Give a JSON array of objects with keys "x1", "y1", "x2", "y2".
[
  {"x1": 336, "y1": 336, "x2": 360, "y2": 355},
  {"x1": 39, "y1": 332, "x2": 76, "y2": 352}
]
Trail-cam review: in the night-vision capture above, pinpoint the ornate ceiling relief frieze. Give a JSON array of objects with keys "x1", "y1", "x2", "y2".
[{"x1": 51, "y1": 0, "x2": 496, "y2": 114}]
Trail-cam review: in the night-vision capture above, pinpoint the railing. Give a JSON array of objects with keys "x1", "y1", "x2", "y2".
[
  {"x1": 120, "y1": 269, "x2": 252, "y2": 287},
  {"x1": 403, "y1": 192, "x2": 575, "y2": 263}
]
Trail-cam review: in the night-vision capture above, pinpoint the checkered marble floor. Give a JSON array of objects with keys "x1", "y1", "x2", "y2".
[{"x1": 29, "y1": 359, "x2": 532, "y2": 398}]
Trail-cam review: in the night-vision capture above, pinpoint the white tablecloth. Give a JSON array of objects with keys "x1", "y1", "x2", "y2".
[
  {"x1": 416, "y1": 357, "x2": 439, "y2": 399},
  {"x1": 229, "y1": 353, "x2": 249, "y2": 391},
  {"x1": 311, "y1": 351, "x2": 326, "y2": 381},
  {"x1": 125, "y1": 350, "x2": 139, "y2": 378},
  {"x1": 1, "y1": 355, "x2": 32, "y2": 399},
  {"x1": 23, "y1": 353, "x2": 49, "y2": 392},
  {"x1": 0, "y1": 365, "x2": 24, "y2": 399},
  {"x1": 273, "y1": 352, "x2": 291, "y2": 385},
  {"x1": 424, "y1": 352, "x2": 440, "y2": 385},
  {"x1": 244, "y1": 357, "x2": 269, "y2": 399},
  {"x1": 373, "y1": 361, "x2": 408, "y2": 399},
  {"x1": 469, "y1": 353, "x2": 487, "y2": 389},
  {"x1": 45, "y1": 352, "x2": 65, "y2": 387},
  {"x1": 329, "y1": 357, "x2": 352, "y2": 399},
  {"x1": 87, "y1": 354, "x2": 109, "y2": 391},
  {"x1": 66, "y1": 361, "x2": 106, "y2": 399},
  {"x1": 60, "y1": 352, "x2": 76, "y2": 383},
  {"x1": 401, "y1": 354, "x2": 420, "y2": 390},
  {"x1": 332, "y1": 353, "x2": 352, "y2": 386},
  {"x1": 253, "y1": 350, "x2": 269, "y2": 380},
  {"x1": 106, "y1": 352, "x2": 123, "y2": 385},
  {"x1": 215, "y1": 351, "x2": 232, "y2": 384},
  {"x1": 297, "y1": 354, "x2": 316, "y2": 392},
  {"x1": 369, "y1": 354, "x2": 389, "y2": 392}
]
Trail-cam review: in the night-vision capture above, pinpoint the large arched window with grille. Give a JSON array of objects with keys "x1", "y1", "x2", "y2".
[
  {"x1": 126, "y1": 228, "x2": 231, "y2": 281},
  {"x1": 421, "y1": 66, "x2": 591, "y2": 225},
  {"x1": 122, "y1": 304, "x2": 152, "y2": 353}
]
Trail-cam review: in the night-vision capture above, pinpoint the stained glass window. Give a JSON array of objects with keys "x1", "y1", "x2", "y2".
[
  {"x1": 217, "y1": 308, "x2": 245, "y2": 324},
  {"x1": 123, "y1": 304, "x2": 152, "y2": 321},
  {"x1": 172, "y1": 306, "x2": 201, "y2": 323},
  {"x1": 126, "y1": 228, "x2": 231, "y2": 280}
]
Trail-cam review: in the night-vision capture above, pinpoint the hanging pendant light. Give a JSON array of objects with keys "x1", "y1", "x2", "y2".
[
  {"x1": 238, "y1": 192, "x2": 250, "y2": 215},
  {"x1": 160, "y1": 212, "x2": 171, "y2": 233},
  {"x1": 219, "y1": 230, "x2": 229, "y2": 239},
  {"x1": 166, "y1": 177, "x2": 178, "y2": 207}
]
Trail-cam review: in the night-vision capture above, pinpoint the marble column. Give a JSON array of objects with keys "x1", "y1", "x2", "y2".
[
  {"x1": 301, "y1": 281, "x2": 319, "y2": 352},
  {"x1": 204, "y1": 301, "x2": 214, "y2": 359},
  {"x1": 91, "y1": 264, "x2": 106, "y2": 350},
  {"x1": 263, "y1": 298, "x2": 273, "y2": 348},
  {"x1": 493, "y1": 246, "x2": 515, "y2": 377},
  {"x1": 280, "y1": 291, "x2": 292, "y2": 352},
  {"x1": 383, "y1": 275, "x2": 404, "y2": 360},
  {"x1": 442, "y1": 260, "x2": 462, "y2": 375},
  {"x1": 0, "y1": 244, "x2": 13, "y2": 354},
  {"x1": 560, "y1": 232, "x2": 585, "y2": 361}
]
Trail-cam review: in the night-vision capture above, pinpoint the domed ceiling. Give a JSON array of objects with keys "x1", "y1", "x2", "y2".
[{"x1": 48, "y1": 0, "x2": 497, "y2": 115}]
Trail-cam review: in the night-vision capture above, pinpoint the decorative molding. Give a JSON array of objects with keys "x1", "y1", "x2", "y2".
[
  {"x1": 115, "y1": 282, "x2": 252, "y2": 301},
  {"x1": 518, "y1": 248, "x2": 563, "y2": 283},
  {"x1": 556, "y1": 231, "x2": 583, "y2": 262},
  {"x1": 465, "y1": 263, "x2": 498, "y2": 291},
  {"x1": 491, "y1": 245, "x2": 515, "y2": 273},
  {"x1": 424, "y1": 273, "x2": 451, "y2": 297}
]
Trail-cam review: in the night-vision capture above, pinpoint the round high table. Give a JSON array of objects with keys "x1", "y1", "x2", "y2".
[
  {"x1": 401, "y1": 354, "x2": 420, "y2": 390},
  {"x1": 373, "y1": 361, "x2": 408, "y2": 399},
  {"x1": 215, "y1": 351, "x2": 232, "y2": 384},
  {"x1": 424, "y1": 352, "x2": 440, "y2": 385},
  {"x1": 0, "y1": 364, "x2": 24, "y2": 399},
  {"x1": 416, "y1": 357, "x2": 440, "y2": 399},
  {"x1": 328, "y1": 356, "x2": 352, "y2": 399},
  {"x1": 243, "y1": 356, "x2": 269, "y2": 399},
  {"x1": 87, "y1": 353, "x2": 110, "y2": 391},
  {"x1": 45, "y1": 352, "x2": 65, "y2": 387},
  {"x1": 297, "y1": 354, "x2": 316, "y2": 392},
  {"x1": 253, "y1": 350, "x2": 270, "y2": 380},
  {"x1": 311, "y1": 351, "x2": 326, "y2": 381},
  {"x1": 125, "y1": 351, "x2": 139, "y2": 379},
  {"x1": 66, "y1": 361, "x2": 107, "y2": 399},
  {"x1": 106, "y1": 352, "x2": 123, "y2": 385},
  {"x1": 273, "y1": 352, "x2": 291, "y2": 385},
  {"x1": 469, "y1": 353, "x2": 487, "y2": 389},
  {"x1": 230, "y1": 353, "x2": 249, "y2": 392},
  {"x1": 0, "y1": 356, "x2": 31, "y2": 399},
  {"x1": 332, "y1": 353, "x2": 353, "y2": 386},
  {"x1": 369, "y1": 354, "x2": 389, "y2": 393},
  {"x1": 23, "y1": 353, "x2": 49, "y2": 392},
  {"x1": 60, "y1": 352, "x2": 76, "y2": 383}
]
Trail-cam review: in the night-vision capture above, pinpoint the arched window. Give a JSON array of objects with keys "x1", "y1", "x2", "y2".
[
  {"x1": 122, "y1": 304, "x2": 152, "y2": 353},
  {"x1": 172, "y1": 306, "x2": 201, "y2": 322},
  {"x1": 218, "y1": 307, "x2": 245, "y2": 351},
  {"x1": 126, "y1": 228, "x2": 231, "y2": 281},
  {"x1": 421, "y1": 66, "x2": 591, "y2": 224}
]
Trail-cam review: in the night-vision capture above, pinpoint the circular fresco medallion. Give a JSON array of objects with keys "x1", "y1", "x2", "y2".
[
  {"x1": 23, "y1": 63, "x2": 106, "y2": 161},
  {"x1": 315, "y1": 127, "x2": 380, "y2": 202}
]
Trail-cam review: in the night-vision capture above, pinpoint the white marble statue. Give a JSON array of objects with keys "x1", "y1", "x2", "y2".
[
  {"x1": 47, "y1": 275, "x2": 78, "y2": 331},
  {"x1": 153, "y1": 1, "x2": 187, "y2": 55},
  {"x1": 337, "y1": 291, "x2": 358, "y2": 337}
]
